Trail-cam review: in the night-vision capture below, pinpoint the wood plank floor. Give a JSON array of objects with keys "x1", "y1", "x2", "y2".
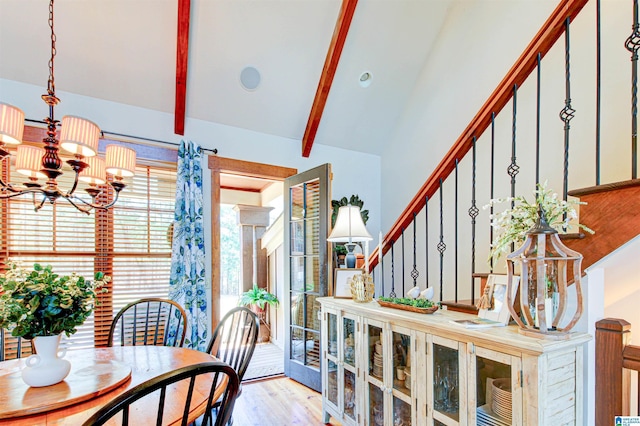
[{"x1": 233, "y1": 376, "x2": 342, "y2": 425}]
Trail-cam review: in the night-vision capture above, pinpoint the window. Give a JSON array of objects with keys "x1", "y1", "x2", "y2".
[{"x1": 0, "y1": 153, "x2": 176, "y2": 349}]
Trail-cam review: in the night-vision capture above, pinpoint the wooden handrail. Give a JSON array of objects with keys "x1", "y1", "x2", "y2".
[{"x1": 368, "y1": 0, "x2": 589, "y2": 271}]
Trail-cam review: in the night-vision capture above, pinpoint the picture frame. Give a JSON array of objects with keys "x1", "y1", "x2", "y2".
[
  {"x1": 333, "y1": 268, "x2": 363, "y2": 298},
  {"x1": 478, "y1": 274, "x2": 519, "y2": 324}
]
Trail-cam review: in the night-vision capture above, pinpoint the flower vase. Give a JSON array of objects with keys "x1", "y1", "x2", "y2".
[{"x1": 22, "y1": 334, "x2": 71, "y2": 387}]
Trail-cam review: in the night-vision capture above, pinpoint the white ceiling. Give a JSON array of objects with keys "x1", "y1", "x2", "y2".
[{"x1": 0, "y1": 0, "x2": 454, "y2": 156}]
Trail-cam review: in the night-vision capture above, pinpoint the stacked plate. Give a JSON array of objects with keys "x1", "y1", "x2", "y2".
[
  {"x1": 491, "y1": 378, "x2": 512, "y2": 423},
  {"x1": 477, "y1": 404, "x2": 510, "y2": 426},
  {"x1": 372, "y1": 352, "x2": 383, "y2": 378}
]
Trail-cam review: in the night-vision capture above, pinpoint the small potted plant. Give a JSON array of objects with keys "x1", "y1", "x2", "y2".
[
  {"x1": 239, "y1": 284, "x2": 279, "y2": 316},
  {"x1": 239, "y1": 284, "x2": 279, "y2": 343}
]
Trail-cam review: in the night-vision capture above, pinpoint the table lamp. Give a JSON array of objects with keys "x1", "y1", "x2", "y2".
[{"x1": 328, "y1": 205, "x2": 373, "y2": 268}]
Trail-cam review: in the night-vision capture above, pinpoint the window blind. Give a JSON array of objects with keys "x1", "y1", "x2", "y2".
[{"x1": 0, "y1": 154, "x2": 176, "y2": 351}]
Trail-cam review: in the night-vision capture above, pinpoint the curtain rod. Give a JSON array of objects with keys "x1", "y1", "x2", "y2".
[{"x1": 24, "y1": 118, "x2": 219, "y2": 155}]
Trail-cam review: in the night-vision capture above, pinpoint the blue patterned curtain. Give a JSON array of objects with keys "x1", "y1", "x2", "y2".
[{"x1": 169, "y1": 140, "x2": 207, "y2": 350}]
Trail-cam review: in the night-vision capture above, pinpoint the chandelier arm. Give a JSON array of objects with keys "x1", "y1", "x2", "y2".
[
  {"x1": 33, "y1": 192, "x2": 47, "y2": 212},
  {"x1": 61, "y1": 194, "x2": 92, "y2": 215},
  {"x1": 63, "y1": 167, "x2": 82, "y2": 198},
  {"x1": 0, "y1": 177, "x2": 26, "y2": 194},
  {"x1": 0, "y1": 187, "x2": 47, "y2": 199},
  {"x1": 65, "y1": 186, "x2": 122, "y2": 212}
]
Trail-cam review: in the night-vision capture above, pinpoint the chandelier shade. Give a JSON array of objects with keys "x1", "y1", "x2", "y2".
[
  {"x1": 0, "y1": 103, "x2": 24, "y2": 146},
  {"x1": 79, "y1": 156, "x2": 106, "y2": 185},
  {"x1": 0, "y1": 0, "x2": 136, "y2": 214},
  {"x1": 16, "y1": 145, "x2": 47, "y2": 179},
  {"x1": 60, "y1": 115, "x2": 100, "y2": 157},
  {"x1": 106, "y1": 145, "x2": 136, "y2": 178}
]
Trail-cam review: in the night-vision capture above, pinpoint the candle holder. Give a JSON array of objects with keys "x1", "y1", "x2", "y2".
[{"x1": 505, "y1": 208, "x2": 584, "y2": 339}]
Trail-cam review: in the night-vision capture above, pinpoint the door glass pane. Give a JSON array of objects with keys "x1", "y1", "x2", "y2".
[
  {"x1": 369, "y1": 382, "x2": 384, "y2": 426},
  {"x1": 433, "y1": 344, "x2": 459, "y2": 421},
  {"x1": 305, "y1": 255, "x2": 320, "y2": 292},
  {"x1": 290, "y1": 185, "x2": 304, "y2": 220},
  {"x1": 344, "y1": 369, "x2": 357, "y2": 420},
  {"x1": 304, "y1": 180, "x2": 320, "y2": 219},
  {"x1": 305, "y1": 217, "x2": 319, "y2": 254},
  {"x1": 393, "y1": 331, "x2": 410, "y2": 395},
  {"x1": 305, "y1": 294, "x2": 320, "y2": 331},
  {"x1": 327, "y1": 359, "x2": 338, "y2": 406},
  {"x1": 476, "y1": 356, "x2": 512, "y2": 424},
  {"x1": 290, "y1": 292, "x2": 304, "y2": 327},
  {"x1": 393, "y1": 397, "x2": 412, "y2": 426},
  {"x1": 291, "y1": 328, "x2": 305, "y2": 363},
  {"x1": 290, "y1": 221, "x2": 304, "y2": 254},
  {"x1": 343, "y1": 317, "x2": 356, "y2": 367},
  {"x1": 291, "y1": 257, "x2": 305, "y2": 292},
  {"x1": 328, "y1": 313, "x2": 337, "y2": 357},
  {"x1": 305, "y1": 330, "x2": 320, "y2": 369},
  {"x1": 368, "y1": 325, "x2": 383, "y2": 379}
]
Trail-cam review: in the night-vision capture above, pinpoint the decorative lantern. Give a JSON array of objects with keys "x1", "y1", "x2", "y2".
[{"x1": 505, "y1": 208, "x2": 584, "y2": 339}]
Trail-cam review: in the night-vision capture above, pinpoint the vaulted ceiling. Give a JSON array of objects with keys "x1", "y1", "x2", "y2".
[{"x1": 0, "y1": 0, "x2": 454, "y2": 157}]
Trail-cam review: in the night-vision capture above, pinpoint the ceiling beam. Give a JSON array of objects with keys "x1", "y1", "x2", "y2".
[
  {"x1": 174, "y1": 0, "x2": 191, "y2": 135},
  {"x1": 301, "y1": 0, "x2": 358, "y2": 158}
]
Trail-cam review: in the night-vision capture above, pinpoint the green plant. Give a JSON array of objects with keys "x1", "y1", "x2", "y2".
[
  {"x1": 0, "y1": 262, "x2": 109, "y2": 339},
  {"x1": 239, "y1": 284, "x2": 279, "y2": 310},
  {"x1": 334, "y1": 244, "x2": 348, "y2": 256},
  {"x1": 484, "y1": 182, "x2": 594, "y2": 264},
  {"x1": 378, "y1": 296, "x2": 435, "y2": 309},
  {"x1": 331, "y1": 195, "x2": 369, "y2": 227}
]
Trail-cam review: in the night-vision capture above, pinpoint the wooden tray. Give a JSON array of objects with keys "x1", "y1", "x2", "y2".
[{"x1": 376, "y1": 300, "x2": 438, "y2": 314}]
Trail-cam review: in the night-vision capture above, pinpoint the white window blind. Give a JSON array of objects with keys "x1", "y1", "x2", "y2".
[{"x1": 0, "y1": 154, "x2": 176, "y2": 350}]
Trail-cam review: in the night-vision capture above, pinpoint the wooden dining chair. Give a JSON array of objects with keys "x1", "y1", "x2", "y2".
[
  {"x1": 206, "y1": 307, "x2": 260, "y2": 386},
  {"x1": 82, "y1": 361, "x2": 240, "y2": 426},
  {"x1": 107, "y1": 298, "x2": 187, "y2": 347},
  {"x1": 0, "y1": 329, "x2": 32, "y2": 361}
]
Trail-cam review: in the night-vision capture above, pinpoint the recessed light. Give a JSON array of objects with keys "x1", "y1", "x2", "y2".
[
  {"x1": 359, "y1": 71, "x2": 372, "y2": 88},
  {"x1": 240, "y1": 66, "x2": 261, "y2": 91}
]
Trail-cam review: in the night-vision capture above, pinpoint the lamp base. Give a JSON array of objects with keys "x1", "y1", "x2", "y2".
[{"x1": 345, "y1": 243, "x2": 357, "y2": 268}]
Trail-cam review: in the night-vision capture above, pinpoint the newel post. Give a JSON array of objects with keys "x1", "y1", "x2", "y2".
[{"x1": 595, "y1": 318, "x2": 632, "y2": 425}]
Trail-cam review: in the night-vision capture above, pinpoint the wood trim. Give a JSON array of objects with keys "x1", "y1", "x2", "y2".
[
  {"x1": 368, "y1": 0, "x2": 589, "y2": 271},
  {"x1": 207, "y1": 156, "x2": 297, "y2": 330},
  {"x1": 174, "y1": 0, "x2": 191, "y2": 135},
  {"x1": 208, "y1": 156, "x2": 297, "y2": 180},
  {"x1": 568, "y1": 178, "x2": 640, "y2": 197},
  {"x1": 301, "y1": 0, "x2": 358, "y2": 158}
]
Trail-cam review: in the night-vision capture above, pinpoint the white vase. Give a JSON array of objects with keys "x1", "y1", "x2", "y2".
[{"x1": 21, "y1": 334, "x2": 71, "y2": 387}]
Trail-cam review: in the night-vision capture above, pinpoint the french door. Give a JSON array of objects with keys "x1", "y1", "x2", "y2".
[{"x1": 283, "y1": 164, "x2": 331, "y2": 391}]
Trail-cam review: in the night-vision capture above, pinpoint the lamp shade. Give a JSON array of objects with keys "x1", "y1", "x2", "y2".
[
  {"x1": 79, "y1": 156, "x2": 106, "y2": 185},
  {"x1": 15, "y1": 145, "x2": 46, "y2": 179},
  {"x1": 105, "y1": 145, "x2": 136, "y2": 177},
  {"x1": 328, "y1": 205, "x2": 373, "y2": 243},
  {"x1": 60, "y1": 116, "x2": 100, "y2": 157},
  {"x1": 0, "y1": 103, "x2": 25, "y2": 145}
]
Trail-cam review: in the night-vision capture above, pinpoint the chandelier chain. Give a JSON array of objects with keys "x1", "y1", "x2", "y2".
[{"x1": 47, "y1": 0, "x2": 56, "y2": 97}]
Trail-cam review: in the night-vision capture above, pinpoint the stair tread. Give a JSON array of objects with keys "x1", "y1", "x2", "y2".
[{"x1": 568, "y1": 179, "x2": 640, "y2": 197}]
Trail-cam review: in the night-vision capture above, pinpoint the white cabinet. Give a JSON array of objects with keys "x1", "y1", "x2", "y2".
[{"x1": 319, "y1": 297, "x2": 589, "y2": 426}]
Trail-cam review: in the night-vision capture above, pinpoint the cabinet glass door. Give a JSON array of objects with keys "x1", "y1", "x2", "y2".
[
  {"x1": 430, "y1": 336, "x2": 465, "y2": 425},
  {"x1": 471, "y1": 346, "x2": 522, "y2": 425},
  {"x1": 365, "y1": 319, "x2": 386, "y2": 425},
  {"x1": 369, "y1": 382, "x2": 385, "y2": 426},
  {"x1": 342, "y1": 315, "x2": 358, "y2": 424},
  {"x1": 391, "y1": 328, "x2": 413, "y2": 425}
]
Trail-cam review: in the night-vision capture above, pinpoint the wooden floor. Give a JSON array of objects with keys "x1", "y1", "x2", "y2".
[{"x1": 233, "y1": 376, "x2": 341, "y2": 425}]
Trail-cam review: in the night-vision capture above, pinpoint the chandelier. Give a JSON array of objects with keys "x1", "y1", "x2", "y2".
[{"x1": 0, "y1": 0, "x2": 136, "y2": 214}]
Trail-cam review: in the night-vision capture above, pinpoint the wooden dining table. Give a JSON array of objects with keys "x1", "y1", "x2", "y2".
[{"x1": 0, "y1": 345, "x2": 222, "y2": 425}]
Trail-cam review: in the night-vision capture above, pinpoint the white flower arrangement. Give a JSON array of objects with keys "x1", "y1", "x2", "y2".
[{"x1": 484, "y1": 182, "x2": 594, "y2": 264}]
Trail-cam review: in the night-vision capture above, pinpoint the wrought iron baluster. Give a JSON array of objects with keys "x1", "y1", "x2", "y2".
[
  {"x1": 508, "y1": 84, "x2": 519, "y2": 205},
  {"x1": 508, "y1": 84, "x2": 519, "y2": 253},
  {"x1": 490, "y1": 112, "x2": 495, "y2": 273},
  {"x1": 627, "y1": 0, "x2": 640, "y2": 179},
  {"x1": 560, "y1": 17, "x2": 575, "y2": 202},
  {"x1": 536, "y1": 53, "x2": 542, "y2": 186},
  {"x1": 596, "y1": 0, "x2": 602, "y2": 185},
  {"x1": 468, "y1": 137, "x2": 479, "y2": 304},
  {"x1": 425, "y1": 196, "x2": 429, "y2": 289},
  {"x1": 454, "y1": 159, "x2": 459, "y2": 303},
  {"x1": 401, "y1": 227, "x2": 406, "y2": 296},
  {"x1": 390, "y1": 241, "x2": 396, "y2": 298},
  {"x1": 437, "y1": 179, "x2": 446, "y2": 302},
  {"x1": 411, "y1": 213, "x2": 419, "y2": 289}
]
